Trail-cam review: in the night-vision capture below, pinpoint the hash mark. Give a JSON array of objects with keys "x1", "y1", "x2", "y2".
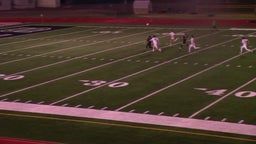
[
  {"x1": 13, "y1": 99, "x2": 20, "y2": 102},
  {"x1": 172, "y1": 113, "x2": 179, "y2": 117},
  {"x1": 238, "y1": 120, "x2": 244, "y2": 124},
  {"x1": 158, "y1": 112, "x2": 164, "y2": 115},
  {"x1": 25, "y1": 100, "x2": 32, "y2": 103},
  {"x1": 75, "y1": 104, "x2": 82, "y2": 108},
  {"x1": 1, "y1": 98, "x2": 8, "y2": 101},
  {"x1": 101, "y1": 107, "x2": 108, "y2": 110},
  {"x1": 88, "y1": 105, "x2": 94, "y2": 109},
  {"x1": 194, "y1": 88, "x2": 207, "y2": 91},
  {"x1": 221, "y1": 118, "x2": 227, "y2": 122},
  {"x1": 38, "y1": 101, "x2": 44, "y2": 104},
  {"x1": 129, "y1": 109, "x2": 135, "y2": 113},
  {"x1": 204, "y1": 116, "x2": 210, "y2": 120}
]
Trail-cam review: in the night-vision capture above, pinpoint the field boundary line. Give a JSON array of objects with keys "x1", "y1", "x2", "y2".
[
  {"x1": 189, "y1": 76, "x2": 256, "y2": 118},
  {"x1": 0, "y1": 101, "x2": 255, "y2": 137},
  {"x1": 0, "y1": 28, "x2": 157, "y2": 65}
]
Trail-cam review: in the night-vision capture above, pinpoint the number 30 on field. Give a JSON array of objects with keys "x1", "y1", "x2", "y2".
[
  {"x1": 0, "y1": 74, "x2": 24, "y2": 81},
  {"x1": 80, "y1": 80, "x2": 129, "y2": 88}
]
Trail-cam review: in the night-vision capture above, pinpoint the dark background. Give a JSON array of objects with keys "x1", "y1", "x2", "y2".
[{"x1": 61, "y1": 0, "x2": 255, "y2": 4}]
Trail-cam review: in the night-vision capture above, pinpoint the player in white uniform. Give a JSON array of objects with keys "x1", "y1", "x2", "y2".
[
  {"x1": 188, "y1": 35, "x2": 200, "y2": 53},
  {"x1": 169, "y1": 31, "x2": 177, "y2": 46},
  {"x1": 240, "y1": 37, "x2": 252, "y2": 54},
  {"x1": 151, "y1": 35, "x2": 161, "y2": 52}
]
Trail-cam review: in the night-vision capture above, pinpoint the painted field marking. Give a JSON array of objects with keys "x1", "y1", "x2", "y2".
[
  {"x1": 12, "y1": 37, "x2": 152, "y2": 75},
  {"x1": 51, "y1": 32, "x2": 246, "y2": 105},
  {"x1": 115, "y1": 48, "x2": 256, "y2": 111},
  {"x1": 0, "y1": 29, "x2": 249, "y2": 111},
  {"x1": 189, "y1": 76, "x2": 256, "y2": 118},
  {"x1": 0, "y1": 29, "x2": 223, "y2": 100},
  {"x1": 1, "y1": 112, "x2": 255, "y2": 143},
  {"x1": 0, "y1": 29, "x2": 191, "y2": 98},
  {"x1": 1, "y1": 27, "x2": 192, "y2": 76},
  {"x1": 230, "y1": 28, "x2": 256, "y2": 31},
  {"x1": 8, "y1": 28, "x2": 192, "y2": 76},
  {"x1": 0, "y1": 103, "x2": 256, "y2": 138},
  {"x1": 0, "y1": 28, "x2": 158, "y2": 65},
  {"x1": 0, "y1": 30, "x2": 118, "y2": 64},
  {"x1": 0, "y1": 27, "x2": 99, "y2": 48}
]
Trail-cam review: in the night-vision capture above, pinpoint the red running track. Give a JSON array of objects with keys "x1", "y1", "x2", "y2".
[{"x1": 0, "y1": 17, "x2": 255, "y2": 26}]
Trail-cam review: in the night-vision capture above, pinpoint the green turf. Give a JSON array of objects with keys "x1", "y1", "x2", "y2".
[{"x1": 0, "y1": 23, "x2": 255, "y2": 143}]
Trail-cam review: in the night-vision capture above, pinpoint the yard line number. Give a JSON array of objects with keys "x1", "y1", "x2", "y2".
[
  {"x1": 80, "y1": 80, "x2": 129, "y2": 88},
  {"x1": 195, "y1": 88, "x2": 256, "y2": 98},
  {"x1": 0, "y1": 73, "x2": 24, "y2": 81}
]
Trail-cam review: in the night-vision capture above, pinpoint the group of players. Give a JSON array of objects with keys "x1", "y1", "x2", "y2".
[{"x1": 146, "y1": 31, "x2": 252, "y2": 54}]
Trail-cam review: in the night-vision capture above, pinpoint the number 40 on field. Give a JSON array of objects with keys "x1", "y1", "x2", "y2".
[{"x1": 195, "y1": 88, "x2": 256, "y2": 98}]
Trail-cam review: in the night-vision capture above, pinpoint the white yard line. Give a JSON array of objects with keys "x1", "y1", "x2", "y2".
[
  {"x1": 52, "y1": 35, "x2": 241, "y2": 105},
  {"x1": 13, "y1": 41, "x2": 144, "y2": 75},
  {"x1": 0, "y1": 102, "x2": 255, "y2": 136},
  {"x1": 189, "y1": 76, "x2": 256, "y2": 118},
  {"x1": 115, "y1": 49, "x2": 256, "y2": 111},
  {"x1": 0, "y1": 51, "x2": 149, "y2": 98},
  {"x1": 0, "y1": 29, "x2": 211, "y2": 99},
  {"x1": 0, "y1": 28, "x2": 157, "y2": 65},
  {"x1": 0, "y1": 27, "x2": 98, "y2": 47},
  {"x1": 13, "y1": 29, "x2": 192, "y2": 75}
]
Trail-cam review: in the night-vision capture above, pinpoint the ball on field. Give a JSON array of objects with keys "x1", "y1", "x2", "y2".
[{"x1": 146, "y1": 23, "x2": 149, "y2": 26}]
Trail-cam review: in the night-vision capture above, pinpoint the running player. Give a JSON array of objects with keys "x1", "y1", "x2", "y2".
[
  {"x1": 169, "y1": 31, "x2": 177, "y2": 46},
  {"x1": 146, "y1": 35, "x2": 152, "y2": 49},
  {"x1": 151, "y1": 35, "x2": 161, "y2": 52},
  {"x1": 240, "y1": 37, "x2": 252, "y2": 54},
  {"x1": 212, "y1": 20, "x2": 218, "y2": 31},
  {"x1": 188, "y1": 35, "x2": 200, "y2": 53},
  {"x1": 180, "y1": 33, "x2": 188, "y2": 48}
]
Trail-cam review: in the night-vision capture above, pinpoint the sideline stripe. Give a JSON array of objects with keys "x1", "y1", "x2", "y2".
[{"x1": 0, "y1": 108, "x2": 255, "y2": 142}]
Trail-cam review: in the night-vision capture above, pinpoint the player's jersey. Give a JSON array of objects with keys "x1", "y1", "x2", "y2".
[
  {"x1": 147, "y1": 36, "x2": 152, "y2": 42},
  {"x1": 151, "y1": 37, "x2": 159, "y2": 45},
  {"x1": 169, "y1": 32, "x2": 175, "y2": 39},
  {"x1": 190, "y1": 37, "x2": 195, "y2": 45},
  {"x1": 242, "y1": 39, "x2": 248, "y2": 45},
  {"x1": 182, "y1": 35, "x2": 187, "y2": 44}
]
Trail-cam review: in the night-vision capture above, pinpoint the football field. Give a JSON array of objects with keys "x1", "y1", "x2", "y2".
[{"x1": 0, "y1": 23, "x2": 255, "y2": 144}]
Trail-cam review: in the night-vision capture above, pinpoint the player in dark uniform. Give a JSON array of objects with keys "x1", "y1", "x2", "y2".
[
  {"x1": 180, "y1": 33, "x2": 188, "y2": 48},
  {"x1": 146, "y1": 35, "x2": 152, "y2": 49}
]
